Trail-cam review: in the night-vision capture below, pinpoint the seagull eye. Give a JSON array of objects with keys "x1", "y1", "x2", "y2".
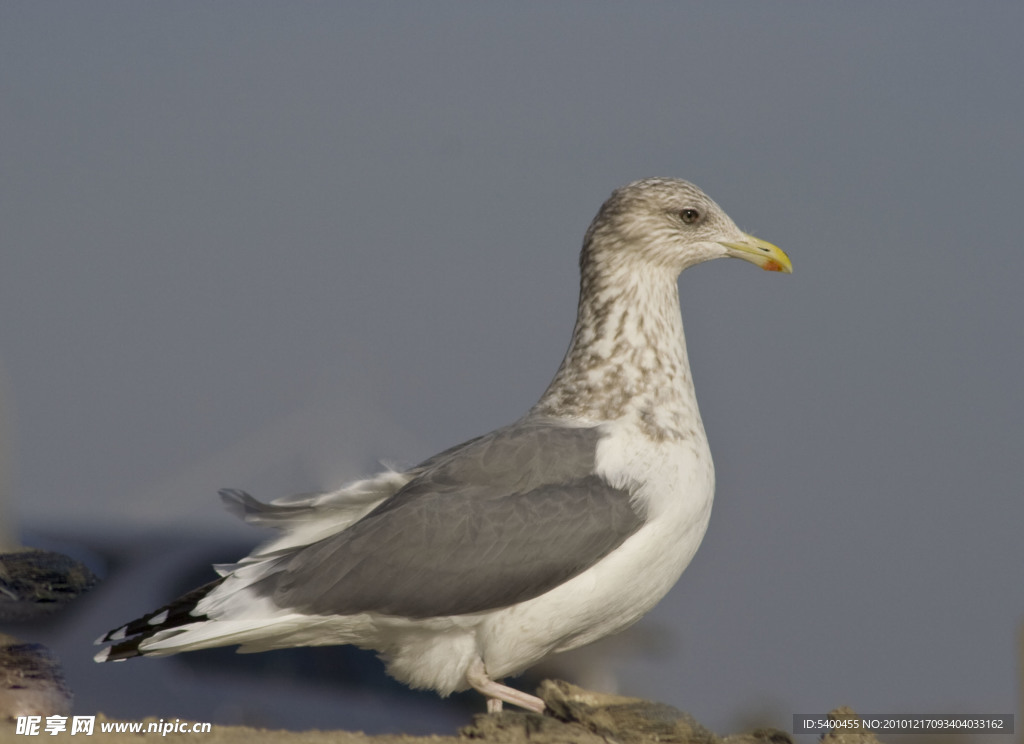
[{"x1": 679, "y1": 208, "x2": 701, "y2": 225}]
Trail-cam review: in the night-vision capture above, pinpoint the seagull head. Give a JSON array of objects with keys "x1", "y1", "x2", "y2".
[{"x1": 583, "y1": 177, "x2": 792, "y2": 276}]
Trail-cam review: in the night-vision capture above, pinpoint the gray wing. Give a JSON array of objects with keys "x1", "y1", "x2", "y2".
[{"x1": 252, "y1": 421, "x2": 645, "y2": 618}]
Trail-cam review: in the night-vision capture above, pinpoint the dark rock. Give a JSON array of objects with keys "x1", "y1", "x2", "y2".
[
  {"x1": 0, "y1": 639, "x2": 72, "y2": 719},
  {"x1": 0, "y1": 549, "x2": 99, "y2": 622}
]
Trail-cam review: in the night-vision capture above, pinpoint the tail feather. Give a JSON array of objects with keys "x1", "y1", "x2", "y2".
[
  {"x1": 95, "y1": 477, "x2": 406, "y2": 664},
  {"x1": 94, "y1": 578, "x2": 224, "y2": 662},
  {"x1": 215, "y1": 483, "x2": 397, "y2": 559},
  {"x1": 218, "y1": 488, "x2": 324, "y2": 527}
]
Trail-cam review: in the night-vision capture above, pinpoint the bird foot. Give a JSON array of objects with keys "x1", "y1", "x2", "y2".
[{"x1": 466, "y1": 657, "x2": 545, "y2": 714}]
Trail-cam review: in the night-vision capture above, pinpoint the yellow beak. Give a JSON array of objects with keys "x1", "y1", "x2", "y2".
[{"x1": 719, "y1": 233, "x2": 793, "y2": 274}]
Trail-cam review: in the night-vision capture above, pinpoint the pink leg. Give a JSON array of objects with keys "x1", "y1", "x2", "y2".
[{"x1": 466, "y1": 657, "x2": 545, "y2": 714}]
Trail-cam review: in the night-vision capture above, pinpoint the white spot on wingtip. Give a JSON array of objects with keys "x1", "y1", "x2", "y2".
[
  {"x1": 95, "y1": 626, "x2": 126, "y2": 644},
  {"x1": 93, "y1": 648, "x2": 110, "y2": 663},
  {"x1": 148, "y1": 610, "x2": 169, "y2": 625}
]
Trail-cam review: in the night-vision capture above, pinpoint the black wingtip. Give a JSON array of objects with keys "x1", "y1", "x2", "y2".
[
  {"x1": 94, "y1": 636, "x2": 145, "y2": 663},
  {"x1": 93, "y1": 578, "x2": 224, "y2": 662}
]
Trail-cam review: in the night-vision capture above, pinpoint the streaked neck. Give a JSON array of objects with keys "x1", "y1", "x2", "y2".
[{"x1": 532, "y1": 264, "x2": 702, "y2": 442}]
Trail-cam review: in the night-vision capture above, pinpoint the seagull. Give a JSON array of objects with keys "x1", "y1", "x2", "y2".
[{"x1": 94, "y1": 178, "x2": 792, "y2": 714}]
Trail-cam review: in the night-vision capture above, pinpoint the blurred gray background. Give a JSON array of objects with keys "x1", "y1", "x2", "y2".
[{"x1": 1, "y1": 1, "x2": 1021, "y2": 738}]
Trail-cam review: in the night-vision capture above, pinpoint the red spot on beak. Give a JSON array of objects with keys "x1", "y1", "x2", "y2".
[{"x1": 764, "y1": 259, "x2": 785, "y2": 272}]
